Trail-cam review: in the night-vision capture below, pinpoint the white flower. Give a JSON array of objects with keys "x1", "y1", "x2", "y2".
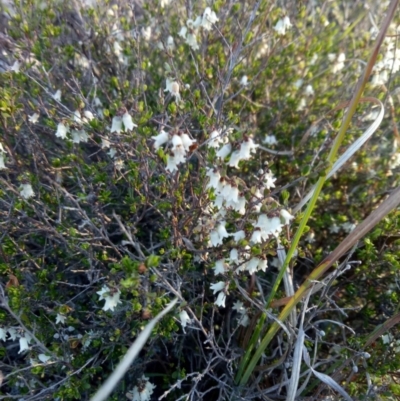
[
  {"x1": 180, "y1": 133, "x2": 195, "y2": 151},
  {"x1": 166, "y1": 153, "x2": 180, "y2": 172},
  {"x1": 382, "y1": 334, "x2": 392, "y2": 345},
  {"x1": 274, "y1": 16, "x2": 292, "y2": 35},
  {"x1": 306, "y1": 231, "x2": 315, "y2": 243},
  {"x1": 0, "y1": 153, "x2": 6, "y2": 170},
  {"x1": 255, "y1": 214, "x2": 283, "y2": 238},
  {"x1": 7, "y1": 328, "x2": 17, "y2": 341},
  {"x1": 131, "y1": 376, "x2": 156, "y2": 401},
  {"x1": 206, "y1": 168, "x2": 221, "y2": 190},
  {"x1": 210, "y1": 281, "x2": 226, "y2": 294},
  {"x1": 221, "y1": 183, "x2": 239, "y2": 203},
  {"x1": 101, "y1": 138, "x2": 111, "y2": 149},
  {"x1": 304, "y1": 84, "x2": 314, "y2": 96},
  {"x1": 209, "y1": 222, "x2": 229, "y2": 247},
  {"x1": 246, "y1": 257, "x2": 260, "y2": 274},
  {"x1": 122, "y1": 112, "x2": 137, "y2": 131},
  {"x1": 164, "y1": 78, "x2": 181, "y2": 102},
  {"x1": 213, "y1": 195, "x2": 224, "y2": 209},
  {"x1": 250, "y1": 229, "x2": 263, "y2": 244},
  {"x1": 263, "y1": 135, "x2": 278, "y2": 145},
  {"x1": 71, "y1": 129, "x2": 89, "y2": 144},
  {"x1": 113, "y1": 40, "x2": 123, "y2": 56},
  {"x1": 229, "y1": 248, "x2": 239, "y2": 264},
  {"x1": 257, "y1": 258, "x2": 268, "y2": 272},
  {"x1": 166, "y1": 36, "x2": 175, "y2": 51},
  {"x1": 240, "y1": 75, "x2": 248, "y2": 86},
  {"x1": 56, "y1": 313, "x2": 66, "y2": 325},
  {"x1": 18, "y1": 337, "x2": 30, "y2": 354},
  {"x1": 20, "y1": 184, "x2": 35, "y2": 199},
  {"x1": 11, "y1": 60, "x2": 20, "y2": 72},
  {"x1": 186, "y1": 33, "x2": 199, "y2": 50},
  {"x1": 231, "y1": 230, "x2": 245, "y2": 242},
  {"x1": 160, "y1": 0, "x2": 171, "y2": 7},
  {"x1": 56, "y1": 122, "x2": 69, "y2": 139},
  {"x1": 96, "y1": 285, "x2": 122, "y2": 312},
  {"x1": 297, "y1": 98, "x2": 307, "y2": 111},
  {"x1": 294, "y1": 79, "x2": 303, "y2": 89},
  {"x1": 238, "y1": 313, "x2": 250, "y2": 327},
  {"x1": 152, "y1": 130, "x2": 169, "y2": 150},
  {"x1": 232, "y1": 301, "x2": 245, "y2": 313},
  {"x1": 38, "y1": 354, "x2": 51, "y2": 363},
  {"x1": 213, "y1": 259, "x2": 226, "y2": 275},
  {"x1": 239, "y1": 138, "x2": 258, "y2": 160},
  {"x1": 83, "y1": 110, "x2": 94, "y2": 121},
  {"x1": 232, "y1": 196, "x2": 247, "y2": 215},
  {"x1": 108, "y1": 148, "x2": 117, "y2": 158},
  {"x1": 52, "y1": 89, "x2": 62, "y2": 101},
  {"x1": 329, "y1": 223, "x2": 340, "y2": 234},
  {"x1": 263, "y1": 171, "x2": 276, "y2": 189},
  {"x1": 214, "y1": 291, "x2": 226, "y2": 307},
  {"x1": 216, "y1": 143, "x2": 232, "y2": 159},
  {"x1": 142, "y1": 26, "x2": 152, "y2": 41},
  {"x1": 330, "y1": 52, "x2": 346, "y2": 74},
  {"x1": 201, "y1": 7, "x2": 219, "y2": 31},
  {"x1": 342, "y1": 222, "x2": 356, "y2": 233},
  {"x1": 73, "y1": 110, "x2": 83, "y2": 124},
  {"x1": 210, "y1": 230, "x2": 221, "y2": 247},
  {"x1": 179, "y1": 310, "x2": 192, "y2": 332},
  {"x1": 28, "y1": 113, "x2": 39, "y2": 124},
  {"x1": 280, "y1": 209, "x2": 294, "y2": 225},
  {"x1": 178, "y1": 26, "x2": 187, "y2": 38},
  {"x1": 228, "y1": 150, "x2": 242, "y2": 168},
  {"x1": 208, "y1": 129, "x2": 224, "y2": 148},
  {"x1": 188, "y1": 17, "x2": 202, "y2": 29},
  {"x1": 111, "y1": 116, "x2": 123, "y2": 134},
  {"x1": 0, "y1": 328, "x2": 6, "y2": 341}
]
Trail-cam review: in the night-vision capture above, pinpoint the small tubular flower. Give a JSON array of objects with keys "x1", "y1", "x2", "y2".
[
  {"x1": 152, "y1": 130, "x2": 169, "y2": 150},
  {"x1": 228, "y1": 150, "x2": 241, "y2": 168},
  {"x1": 210, "y1": 281, "x2": 225, "y2": 294},
  {"x1": 213, "y1": 259, "x2": 226, "y2": 275},
  {"x1": 111, "y1": 116, "x2": 123, "y2": 134},
  {"x1": 122, "y1": 112, "x2": 137, "y2": 131},
  {"x1": 201, "y1": 7, "x2": 219, "y2": 31},
  {"x1": 250, "y1": 228, "x2": 263, "y2": 244},
  {"x1": 179, "y1": 310, "x2": 192, "y2": 332},
  {"x1": 165, "y1": 78, "x2": 181, "y2": 101},
  {"x1": 216, "y1": 143, "x2": 232, "y2": 159},
  {"x1": 239, "y1": 137, "x2": 258, "y2": 160},
  {"x1": 231, "y1": 230, "x2": 245, "y2": 242},
  {"x1": 166, "y1": 153, "x2": 180, "y2": 172},
  {"x1": 130, "y1": 376, "x2": 156, "y2": 401},
  {"x1": 20, "y1": 184, "x2": 35, "y2": 199},
  {"x1": 214, "y1": 291, "x2": 226, "y2": 307},
  {"x1": 206, "y1": 168, "x2": 221, "y2": 190},
  {"x1": 246, "y1": 257, "x2": 260, "y2": 274},
  {"x1": 56, "y1": 122, "x2": 69, "y2": 139},
  {"x1": 274, "y1": 16, "x2": 292, "y2": 35},
  {"x1": 280, "y1": 209, "x2": 294, "y2": 225}
]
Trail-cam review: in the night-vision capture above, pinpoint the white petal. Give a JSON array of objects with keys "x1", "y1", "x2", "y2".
[
  {"x1": 111, "y1": 116, "x2": 123, "y2": 134},
  {"x1": 122, "y1": 112, "x2": 137, "y2": 131},
  {"x1": 210, "y1": 281, "x2": 225, "y2": 294},
  {"x1": 19, "y1": 184, "x2": 35, "y2": 199}
]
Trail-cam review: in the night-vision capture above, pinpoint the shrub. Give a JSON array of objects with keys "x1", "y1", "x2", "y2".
[{"x1": 0, "y1": 0, "x2": 399, "y2": 400}]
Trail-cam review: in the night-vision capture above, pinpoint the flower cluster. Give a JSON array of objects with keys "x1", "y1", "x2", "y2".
[
  {"x1": 178, "y1": 7, "x2": 219, "y2": 50},
  {"x1": 96, "y1": 285, "x2": 122, "y2": 312},
  {"x1": 151, "y1": 130, "x2": 196, "y2": 172},
  {"x1": 56, "y1": 109, "x2": 94, "y2": 143}
]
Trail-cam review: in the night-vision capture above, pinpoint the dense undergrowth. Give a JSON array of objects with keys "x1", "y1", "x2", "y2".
[{"x1": 0, "y1": 0, "x2": 400, "y2": 400}]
